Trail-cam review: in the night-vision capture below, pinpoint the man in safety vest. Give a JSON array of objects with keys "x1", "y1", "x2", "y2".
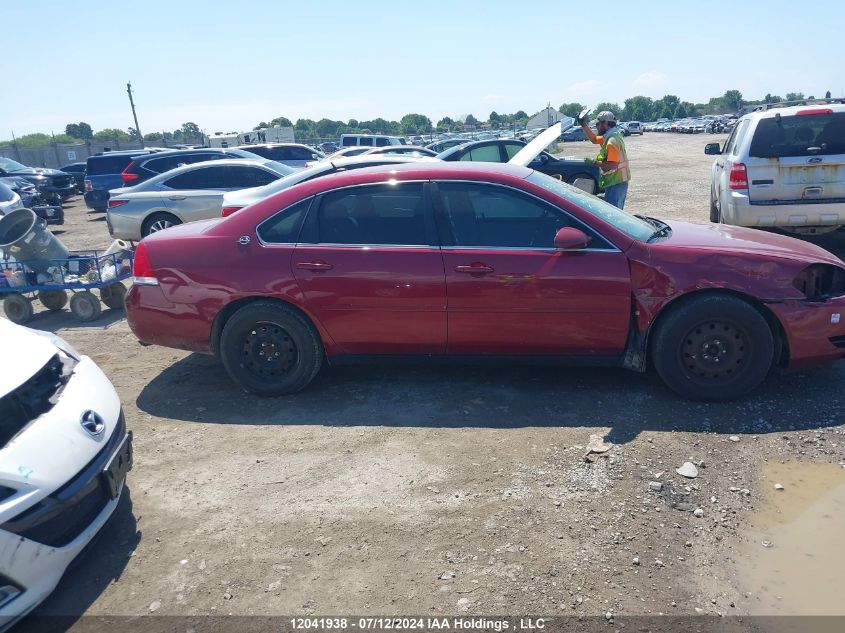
[{"x1": 579, "y1": 110, "x2": 631, "y2": 209}]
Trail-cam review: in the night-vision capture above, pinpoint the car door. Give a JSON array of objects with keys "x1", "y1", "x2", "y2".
[
  {"x1": 433, "y1": 181, "x2": 632, "y2": 357},
  {"x1": 160, "y1": 165, "x2": 236, "y2": 222},
  {"x1": 291, "y1": 182, "x2": 447, "y2": 355}
]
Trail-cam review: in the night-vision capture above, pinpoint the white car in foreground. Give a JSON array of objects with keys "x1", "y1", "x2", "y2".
[{"x1": 0, "y1": 319, "x2": 132, "y2": 629}]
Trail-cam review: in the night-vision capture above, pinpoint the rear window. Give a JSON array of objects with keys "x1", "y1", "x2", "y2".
[
  {"x1": 750, "y1": 111, "x2": 845, "y2": 158},
  {"x1": 86, "y1": 154, "x2": 144, "y2": 176}
]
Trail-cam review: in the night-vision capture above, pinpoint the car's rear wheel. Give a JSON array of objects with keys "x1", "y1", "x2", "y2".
[
  {"x1": 709, "y1": 188, "x2": 721, "y2": 223},
  {"x1": 220, "y1": 301, "x2": 323, "y2": 396},
  {"x1": 651, "y1": 294, "x2": 774, "y2": 400},
  {"x1": 142, "y1": 213, "x2": 181, "y2": 237}
]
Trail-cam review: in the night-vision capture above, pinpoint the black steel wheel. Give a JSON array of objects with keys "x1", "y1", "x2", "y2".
[
  {"x1": 220, "y1": 301, "x2": 323, "y2": 396},
  {"x1": 652, "y1": 294, "x2": 774, "y2": 400}
]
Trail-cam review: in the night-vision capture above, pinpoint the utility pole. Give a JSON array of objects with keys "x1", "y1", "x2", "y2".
[{"x1": 126, "y1": 81, "x2": 145, "y2": 148}]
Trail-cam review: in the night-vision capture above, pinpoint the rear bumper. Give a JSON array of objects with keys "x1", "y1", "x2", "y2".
[
  {"x1": 724, "y1": 191, "x2": 845, "y2": 229},
  {"x1": 106, "y1": 211, "x2": 143, "y2": 241},
  {"x1": 768, "y1": 296, "x2": 845, "y2": 370},
  {"x1": 83, "y1": 190, "x2": 109, "y2": 210},
  {"x1": 125, "y1": 283, "x2": 213, "y2": 353}
]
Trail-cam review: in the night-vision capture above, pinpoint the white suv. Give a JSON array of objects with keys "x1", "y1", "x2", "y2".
[{"x1": 706, "y1": 102, "x2": 845, "y2": 235}]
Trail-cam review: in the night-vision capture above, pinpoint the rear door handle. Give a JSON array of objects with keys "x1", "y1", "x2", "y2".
[
  {"x1": 296, "y1": 261, "x2": 334, "y2": 272},
  {"x1": 454, "y1": 263, "x2": 494, "y2": 275},
  {"x1": 168, "y1": 195, "x2": 186, "y2": 200}
]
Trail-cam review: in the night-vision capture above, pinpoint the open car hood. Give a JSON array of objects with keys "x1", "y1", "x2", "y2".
[
  {"x1": 0, "y1": 319, "x2": 58, "y2": 398},
  {"x1": 507, "y1": 118, "x2": 575, "y2": 167}
]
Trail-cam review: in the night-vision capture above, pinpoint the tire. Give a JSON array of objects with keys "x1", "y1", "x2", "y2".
[
  {"x1": 38, "y1": 290, "x2": 68, "y2": 311},
  {"x1": 4, "y1": 293, "x2": 33, "y2": 324},
  {"x1": 70, "y1": 290, "x2": 102, "y2": 322},
  {"x1": 709, "y1": 188, "x2": 721, "y2": 223},
  {"x1": 651, "y1": 294, "x2": 774, "y2": 400},
  {"x1": 100, "y1": 282, "x2": 127, "y2": 310},
  {"x1": 141, "y1": 212, "x2": 181, "y2": 237},
  {"x1": 219, "y1": 301, "x2": 323, "y2": 396}
]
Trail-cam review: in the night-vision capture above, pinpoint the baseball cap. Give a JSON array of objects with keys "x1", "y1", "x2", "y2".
[{"x1": 596, "y1": 111, "x2": 617, "y2": 122}]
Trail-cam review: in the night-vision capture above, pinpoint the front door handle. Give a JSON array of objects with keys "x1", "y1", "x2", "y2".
[
  {"x1": 168, "y1": 195, "x2": 187, "y2": 200},
  {"x1": 454, "y1": 263, "x2": 494, "y2": 275},
  {"x1": 296, "y1": 261, "x2": 334, "y2": 272}
]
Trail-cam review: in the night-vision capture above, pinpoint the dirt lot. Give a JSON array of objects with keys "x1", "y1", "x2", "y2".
[{"x1": 15, "y1": 133, "x2": 845, "y2": 626}]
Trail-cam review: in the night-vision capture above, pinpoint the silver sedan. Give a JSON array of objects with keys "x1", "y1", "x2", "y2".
[{"x1": 106, "y1": 158, "x2": 295, "y2": 240}]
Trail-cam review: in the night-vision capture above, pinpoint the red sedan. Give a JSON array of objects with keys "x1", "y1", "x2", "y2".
[{"x1": 126, "y1": 162, "x2": 845, "y2": 400}]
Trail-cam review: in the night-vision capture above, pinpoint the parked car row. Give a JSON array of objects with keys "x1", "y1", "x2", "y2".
[{"x1": 645, "y1": 116, "x2": 736, "y2": 134}]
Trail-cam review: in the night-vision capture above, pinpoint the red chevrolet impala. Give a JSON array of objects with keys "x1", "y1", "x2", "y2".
[{"x1": 126, "y1": 162, "x2": 845, "y2": 400}]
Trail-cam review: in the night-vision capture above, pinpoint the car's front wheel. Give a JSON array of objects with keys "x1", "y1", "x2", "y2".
[
  {"x1": 219, "y1": 301, "x2": 323, "y2": 396},
  {"x1": 651, "y1": 294, "x2": 774, "y2": 400}
]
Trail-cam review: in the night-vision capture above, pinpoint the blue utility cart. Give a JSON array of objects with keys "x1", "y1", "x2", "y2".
[{"x1": 0, "y1": 248, "x2": 134, "y2": 324}]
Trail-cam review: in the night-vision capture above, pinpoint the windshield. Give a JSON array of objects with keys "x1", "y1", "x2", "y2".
[
  {"x1": 0, "y1": 157, "x2": 28, "y2": 173},
  {"x1": 526, "y1": 171, "x2": 654, "y2": 241}
]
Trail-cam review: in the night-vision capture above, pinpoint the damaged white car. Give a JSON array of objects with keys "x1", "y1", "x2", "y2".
[{"x1": 0, "y1": 319, "x2": 132, "y2": 628}]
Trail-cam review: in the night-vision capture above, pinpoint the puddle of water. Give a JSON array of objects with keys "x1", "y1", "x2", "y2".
[{"x1": 738, "y1": 461, "x2": 845, "y2": 615}]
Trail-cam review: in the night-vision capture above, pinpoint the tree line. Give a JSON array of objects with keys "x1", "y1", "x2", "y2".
[{"x1": 2, "y1": 89, "x2": 836, "y2": 149}]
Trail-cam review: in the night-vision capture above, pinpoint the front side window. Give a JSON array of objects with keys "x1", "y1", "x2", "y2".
[
  {"x1": 504, "y1": 143, "x2": 524, "y2": 160},
  {"x1": 307, "y1": 183, "x2": 427, "y2": 245},
  {"x1": 224, "y1": 166, "x2": 278, "y2": 188},
  {"x1": 436, "y1": 182, "x2": 603, "y2": 249},
  {"x1": 359, "y1": 137, "x2": 374, "y2": 146},
  {"x1": 375, "y1": 137, "x2": 390, "y2": 147}
]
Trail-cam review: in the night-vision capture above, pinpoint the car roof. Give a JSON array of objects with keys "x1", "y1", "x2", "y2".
[
  {"x1": 134, "y1": 147, "x2": 241, "y2": 160},
  {"x1": 236, "y1": 143, "x2": 313, "y2": 150},
  {"x1": 746, "y1": 103, "x2": 845, "y2": 120}
]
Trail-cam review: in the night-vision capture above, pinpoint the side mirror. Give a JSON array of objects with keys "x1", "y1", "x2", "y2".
[
  {"x1": 704, "y1": 143, "x2": 722, "y2": 155},
  {"x1": 554, "y1": 227, "x2": 591, "y2": 250}
]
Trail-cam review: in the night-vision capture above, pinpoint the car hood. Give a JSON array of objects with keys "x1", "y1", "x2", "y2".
[
  {"x1": 657, "y1": 219, "x2": 845, "y2": 267},
  {"x1": 508, "y1": 118, "x2": 576, "y2": 167},
  {"x1": 5, "y1": 167, "x2": 65, "y2": 178},
  {"x1": 0, "y1": 319, "x2": 59, "y2": 398}
]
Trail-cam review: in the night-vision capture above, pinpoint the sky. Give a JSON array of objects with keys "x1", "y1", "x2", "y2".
[{"x1": 2, "y1": 0, "x2": 843, "y2": 138}]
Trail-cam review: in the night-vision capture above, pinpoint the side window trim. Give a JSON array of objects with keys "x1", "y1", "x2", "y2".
[
  {"x1": 298, "y1": 181, "x2": 435, "y2": 248},
  {"x1": 257, "y1": 197, "x2": 314, "y2": 245},
  {"x1": 430, "y1": 180, "x2": 619, "y2": 251}
]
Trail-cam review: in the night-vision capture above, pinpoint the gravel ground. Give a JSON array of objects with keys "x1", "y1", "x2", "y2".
[{"x1": 11, "y1": 133, "x2": 845, "y2": 627}]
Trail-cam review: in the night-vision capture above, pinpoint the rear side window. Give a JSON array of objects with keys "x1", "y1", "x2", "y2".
[
  {"x1": 460, "y1": 144, "x2": 502, "y2": 162},
  {"x1": 375, "y1": 137, "x2": 390, "y2": 147},
  {"x1": 257, "y1": 198, "x2": 312, "y2": 244},
  {"x1": 86, "y1": 155, "x2": 141, "y2": 175},
  {"x1": 144, "y1": 154, "x2": 215, "y2": 174},
  {"x1": 724, "y1": 120, "x2": 749, "y2": 156},
  {"x1": 359, "y1": 137, "x2": 374, "y2": 147},
  {"x1": 164, "y1": 166, "x2": 227, "y2": 189},
  {"x1": 305, "y1": 183, "x2": 426, "y2": 245},
  {"x1": 341, "y1": 137, "x2": 356, "y2": 147},
  {"x1": 750, "y1": 112, "x2": 845, "y2": 157}
]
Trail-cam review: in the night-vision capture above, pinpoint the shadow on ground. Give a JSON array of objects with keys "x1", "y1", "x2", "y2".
[
  {"x1": 136, "y1": 353, "x2": 845, "y2": 443},
  {"x1": 20, "y1": 489, "x2": 139, "y2": 632},
  {"x1": 19, "y1": 308, "x2": 125, "y2": 334}
]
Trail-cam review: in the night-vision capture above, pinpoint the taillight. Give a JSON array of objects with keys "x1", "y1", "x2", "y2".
[
  {"x1": 121, "y1": 161, "x2": 140, "y2": 184},
  {"x1": 221, "y1": 206, "x2": 243, "y2": 217},
  {"x1": 729, "y1": 163, "x2": 748, "y2": 190},
  {"x1": 84, "y1": 179, "x2": 93, "y2": 192},
  {"x1": 796, "y1": 108, "x2": 833, "y2": 116},
  {"x1": 108, "y1": 199, "x2": 129, "y2": 209},
  {"x1": 132, "y1": 241, "x2": 159, "y2": 286}
]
